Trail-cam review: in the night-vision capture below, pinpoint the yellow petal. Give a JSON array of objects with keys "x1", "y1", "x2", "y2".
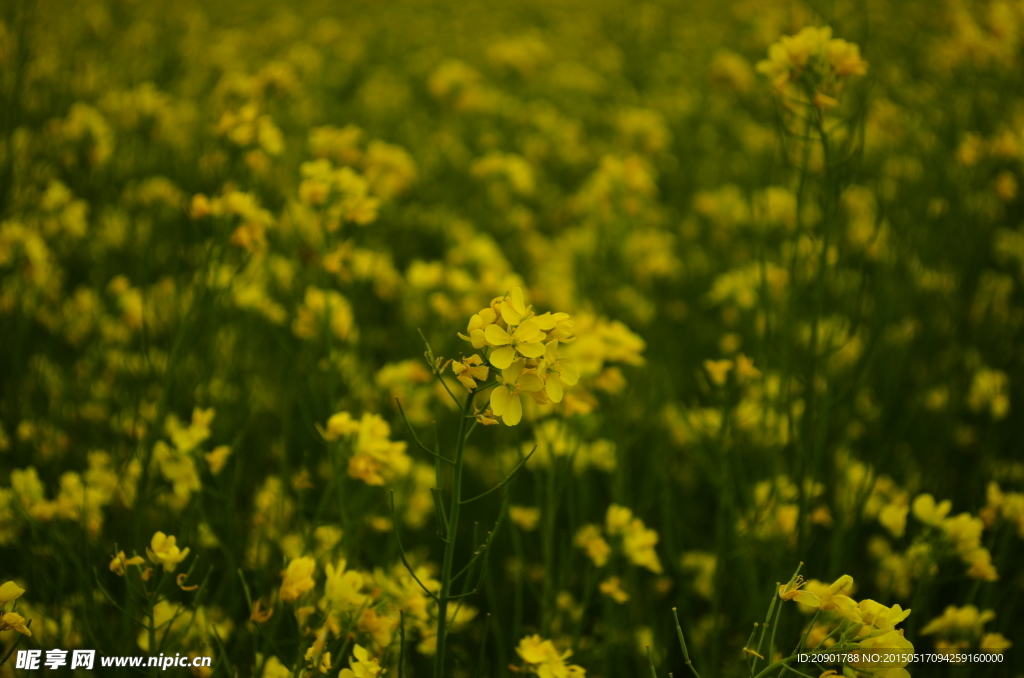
[
  {"x1": 500, "y1": 300, "x2": 524, "y2": 326},
  {"x1": 517, "y1": 372, "x2": 544, "y2": 392},
  {"x1": 490, "y1": 386, "x2": 510, "y2": 415},
  {"x1": 502, "y1": 394, "x2": 523, "y2": 425},
  {"x1": 534, "y1": 313, "x2": 556, "y2": 330},
  {"x1": 546, "y1": 376, "x2": 564, "y2": 403},
  {"x1": 503, "y1": 358, "x2": 525, "y2": 383},
  {"x1": 490, "y1": 346, "x2": 517, "y2": 370},
  {"x1": 484, "y1": 324, "x2": 512, "y2": 346},
  {"x1": 518, "y1": 341, "x2": 547, "y2": 359},
  {"x1": 509, "y1": 287, "x2": 526, "y2": 314},
  {"x1": 560, "y1": 363, "x2": 580, "y2": 385},
  {"x1": 514, "y1": 319, "x2": 544, "y2": 343}
]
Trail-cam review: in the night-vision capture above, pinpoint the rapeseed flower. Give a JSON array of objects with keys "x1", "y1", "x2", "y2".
[
  {"x1": 452, "y1": 354, "x2": 489, "y2": 390},
  {"x1": 490, "y1": 359, "x2": 544, "y2": 426},
  {"x1": 279, "y1": 556, "x2": 316, "y2": 602},
  {"x1": 146, "y1": 532, "x2": 190, "y2": 572},
  {"x1": 516, "y1": 634, "x2": 587, "y2": 677},
  {"x1": 109, "y1": 551, "x2": 145, "y2": 576},
  {"x1": 0, "y1": 582, "x2": 25, "y2": 606}
]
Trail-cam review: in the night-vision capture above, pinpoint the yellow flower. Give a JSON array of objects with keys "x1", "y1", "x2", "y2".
[
  {"x1": 980, "y1": 632, "x2": 1012, "y2": 653},
  {"x1": 279, "y1": 556, "x2": 317, "y2": 602},
  {"x1": 516, "y1": 634, "x2": 587, "y2": 677},
  {"x1": 0, "y1": 582, "x2": 25, "y2": 607},
  {"x1": 474, "y1": 407, "x2": 499, "y2": 425},
  {"x1": 622, "y1": 518, "x2": 663, "y2": 574},
  {"x1": 458, "y1": 307, "x2": 498, "y2": 349},
  {"x1": 318, "y1": 411, "x2": 360, "y2": 442},
  {"x1": 204, "y1": 445, "x2": 232, "y2": 474},
  {"x1": 912, "y1": 494, "x2": 952, "y2": 525},
  {"x1": 734, "y1": 353, "x2": 762, "y2": 382},
  {"x1": 780, "y1": 575, "x2": 859, "y2": 620},
  {"x1": 510, "y1": 506, "x2": 541, "y2": 531},
  {"x1": 704, "y1": 359, "x2": 733, "y2": 386},
  {"x1": 452, "y1": 354, "x2": 489, "y2": 391},
  {"x1": 605, "y1": 505, "x2": 634, "y2": 535},
  {"x1": 539, "y1": 340, "x2": 579, "y2": 403},
  {"x1": 0, "y1": 611, "x2": 31, "y2": 636},
  {"x1": 109, "y1": 551, "x2": 146, "y2": 576},
  {"x1": 146, "y1": 532, "x2": 190, "y2": 572},
  {"x1": 599, "y1": 577, "x2": 629, "y2": 604},
  {"x1": 921, "y1": 605, "x2": 995, "y2": 638},
  {"x1": 574, "y1": 525, "x2": 610, "y2": 567},
  {"x1": 485, "y1": 318, "x2": 547, "y2": 369},
  {"x1": 324, "y1": 558, "x2": 367, "y2": 611},
  {"x1": 338, "y1": 644, "x2": 382, "y2": 678},
  {"x1": 490, "y1": 359, "x2": 544, "y2": 426}
]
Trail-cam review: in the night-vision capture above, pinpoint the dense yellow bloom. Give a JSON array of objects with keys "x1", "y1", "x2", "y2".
[
  {"x1": 146, "y1": 532, "x2": 190, "y2": 572},
  {"x1": 457, "y1": 287, "x2": 581, "y2": 425},
  {"x1": 485, "y1": 319, "x2": 547, "y2": 369},
  {"x1": 279, "y1": 556, "x2": 316, "y2": 602}
]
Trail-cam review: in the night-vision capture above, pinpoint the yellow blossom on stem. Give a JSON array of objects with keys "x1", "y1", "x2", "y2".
[
  {"x1": 490, "y1": 359, "x2": 544, "y2": 426},
  {"x1": 0, "y1": 611, "x2": 31, "y2": 636},
  {"x1": 538, "y1": 340, "x2": 579, "y2": 403},
  {"x1": 484, "y1": 318, "x2": 547, "y2": 369},
  {"x1": 452, "y1": 354, "x2": 489, "y2": 390},
  {"x1": 109, "y1": 551, "x2": 145, "y2": 576},
  {"x1": 146, "y1": 532, "x2": 190, "y2": 572}
]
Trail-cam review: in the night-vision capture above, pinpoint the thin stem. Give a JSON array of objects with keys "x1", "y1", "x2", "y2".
[{"x1": 434, "y1": 393, "x2": 475, "y2": 678}]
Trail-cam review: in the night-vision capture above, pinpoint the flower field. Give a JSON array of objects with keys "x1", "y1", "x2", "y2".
[{"x1": 1, "y1": 0, "x2": 1023, "y2": 676}]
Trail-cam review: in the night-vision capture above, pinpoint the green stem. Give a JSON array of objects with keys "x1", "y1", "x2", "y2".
[{"x1": 434, "y1": 392, "x2": 476, "y2": 678}]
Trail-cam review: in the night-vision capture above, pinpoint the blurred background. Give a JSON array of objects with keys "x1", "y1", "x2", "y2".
[{"x1": 1, "y1": 0, "x2": 1022, "y2": 675}]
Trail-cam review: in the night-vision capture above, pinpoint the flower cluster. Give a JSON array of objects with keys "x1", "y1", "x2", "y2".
[
  {"x1": 920, "y1": 605, "x2": 1012, "y2": 653},
  {"x1": 756, "y1": 26, "x2": 868, "y2": 109},
  {"x1": 780, "y1": 574, "x2": 913, "y2": 678},
  {"x1": 457, "y1": 287, "x2": 578, "y2": 425},
  {"x1": 574, "y1": 504, "x2": 663, "y2": 574},
  {"x1": 318, "y1": 411, "x2": 411, "y2": 486}
]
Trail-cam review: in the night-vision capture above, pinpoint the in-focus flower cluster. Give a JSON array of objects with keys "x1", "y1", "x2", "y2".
[
  {"x1": 780, "y1": 574, "x2": 913, "y2": 678},
  {"x1": 457, "y1": 287, "x2": 578, "y2": 425}
]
